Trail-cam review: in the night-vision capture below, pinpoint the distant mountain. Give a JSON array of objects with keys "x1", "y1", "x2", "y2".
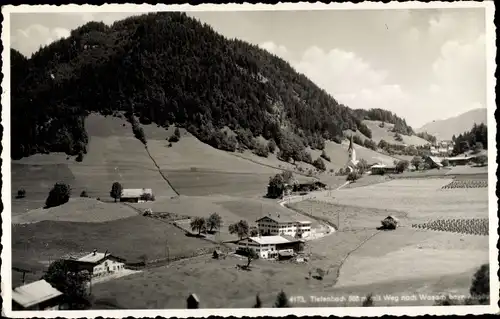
[{"x1": 416, "y1": 108, "x2": 487, "y2": 140}]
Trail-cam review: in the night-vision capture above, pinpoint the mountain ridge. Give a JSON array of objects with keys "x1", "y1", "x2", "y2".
[
  {"x1": 11, "y1": 12, "x2": 417, "y2": 162},
  {"x1": 417, "y1": 108, "x2": 487, "y2": 140}
]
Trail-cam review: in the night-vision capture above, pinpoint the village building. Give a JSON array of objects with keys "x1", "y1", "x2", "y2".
[
  {"x1": 63, "y1": 250, "x2": 126, "y2": 279},
  {"x1": 424, "y1": 156, "x2": 444, "y2": 169},
  {"x1": 12, "y1": 279, "x2": 64, "y2": 311},
  {"x1": 120, "y1": 188, "x2": 155, "y2": 203},
  {"x1": 430, "y1": 140, "x2": 454, "y2": 156},
  {"x1": 345, "y1": 135, "x2": 359, "y2": 173},
  {"x1": 237, "y1": 235, "x2": 304, "y2": 259},
  {"x1": 256, "y1": 214, "x2": 312, "y2": 238},
  {"x1": 370, "y1": 164, "x2": 399, "y2": 175}
]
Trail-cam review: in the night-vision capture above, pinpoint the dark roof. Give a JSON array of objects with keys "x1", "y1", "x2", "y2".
[{"x1": 256, "y1": 214, "x2": 296, "y2": 224}]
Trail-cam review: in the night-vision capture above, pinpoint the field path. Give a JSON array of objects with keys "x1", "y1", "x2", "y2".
[{"x1": 144, "y1": 146, "x2": 180, "y2": 196}]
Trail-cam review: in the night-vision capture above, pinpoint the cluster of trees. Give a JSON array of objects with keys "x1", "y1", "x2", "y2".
[
  {"x1": 452, "y1": 123, "x2": 488, "y2": 155},
  {"x1": 416, "y1": 131, "x2": 437, "y2": 144},
  {"x1": 190, "y1": 212, "x2": 223, "y2": 235},
  {"x1": 378, "y1": 139, "x2": 430, "y2": 157},
  {"x1": 11, "y1": 12, "x2": 377, "y2": 162},
  {"x1": 353, "y1": 108, "x2": 414, "y2": 135},
  {"x1": 45, "y1": 183, "x2": 72, "y2": 208},
  {"x1": 266, "y1": 170, "x2": 295, "y2": 199}
]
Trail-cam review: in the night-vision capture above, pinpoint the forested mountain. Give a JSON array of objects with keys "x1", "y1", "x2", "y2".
[
  {"x1": 353, "y1": 108, "x2": 414, "y2": 136},
  {"x1": 12, "y1": 12, "x2": 378, "y2": 161}
]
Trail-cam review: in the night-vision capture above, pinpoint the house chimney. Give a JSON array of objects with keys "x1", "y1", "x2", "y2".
[
  {"x1": 93, "y1": 249, "x2": 97, "y2": 256},
  {"x1": 104, "y1": 249, "x2": 108, "y2": 257}
]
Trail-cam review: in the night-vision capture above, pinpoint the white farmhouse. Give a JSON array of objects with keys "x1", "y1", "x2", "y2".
[
  {"x1": 256, "y1": 214, "x2": 311, "y2": 238},
  {"x1": 237, "y1": 235, "x2": 303, "y2": 259},
  {"x1": 63, "y1": 250, "x2": 126, "y2": 279}
]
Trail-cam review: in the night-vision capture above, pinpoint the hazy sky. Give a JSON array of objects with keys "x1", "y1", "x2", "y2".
[{"x1": 9, "y1": 7, "x2": 488, "y2": 128}]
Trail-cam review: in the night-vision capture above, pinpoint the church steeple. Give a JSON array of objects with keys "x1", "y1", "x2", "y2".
[{"x1": 348, "y1": 134, "x2": 354, "y2": 152}]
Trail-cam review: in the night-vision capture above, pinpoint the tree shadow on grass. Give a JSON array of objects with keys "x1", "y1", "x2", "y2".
[{"x1": 185, "y1": 233, "x2": 206, "y2": 238}]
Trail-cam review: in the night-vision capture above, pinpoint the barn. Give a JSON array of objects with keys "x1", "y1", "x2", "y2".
[{"x1": 120, "y1": 188, "x2": 155, "y2": 203}]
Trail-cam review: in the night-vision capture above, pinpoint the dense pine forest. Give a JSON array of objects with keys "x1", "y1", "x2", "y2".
[
  {"x1": 12, "y1": 12, "x2": 391, "y2": 161},
  {"x1": 452, "y1": 123, "x2": 488, "y2": 155}
]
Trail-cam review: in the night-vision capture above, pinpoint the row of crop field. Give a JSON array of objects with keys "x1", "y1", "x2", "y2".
[
  {"x1": 442, "y1": 180, "x2": 488, "y2": 189},
  {"x1": 412, "y1": 218, "x2": 488, "y2": 236}
]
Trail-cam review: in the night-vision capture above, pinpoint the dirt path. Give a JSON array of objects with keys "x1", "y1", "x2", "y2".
[{"x1": 144, "y1": 145, "x2": 180, "y2": 196}]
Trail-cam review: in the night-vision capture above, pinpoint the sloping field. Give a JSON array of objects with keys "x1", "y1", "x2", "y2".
[
  {"x1": 11, "y1": 114, "x2": 177, "y2": 214},
  {"x1": 335, "y1": 228, "x2": 488, "y2": 289},
  {"x1": 12, "y1": 215, "x2": 217, "y2": 272},
  {"x1": 12, "y1": 198, "x2": 139, "y2": 224},
  {"x1": 318, "y1": 178, "x2": 488, "y2": 223},
  {"x1": 362, "y1": 120, "x2": 429, "y2": 146}
]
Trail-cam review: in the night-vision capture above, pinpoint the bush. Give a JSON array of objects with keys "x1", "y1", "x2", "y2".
[
  {"x1": 168, "y1": 134, "x2": 179, "y2": 143},
  {"x1": 320, "y1": 150, "x2": 331, "y2": 162},
  {"x1": 45, "y1": 183, "x2": 71, "y2": 208},
  {"x1": 267, "y1": 139, "x2": 277, "y2": 154},
  {"x1": 80, "y1": 190, "x2": 89, "y2": 198},
  {"x1": 312, "y1": 158, "x2": 326, "y2": 171},
  {"x1": 346, "y1": 171, "x2": 360, "y2": 182},
  {"x1": 75, "y1": 152, "x2": 84, "y2": 162},
  {"x1": 379, "y1": 122, "x2": 385, "y2": 128},
  {"x1": 396, "y1": 160, "x2": 410, "y2": 173},
  {"x1": 16, "y1": 188, "x2": 26, "y2": 199},
  {"x1": 441, "y1": 159, "x2": 450, "y2": 167},
  {"x1": 254, "y1": 143, "x2": 269, "y2": 158},
  {"x1": 363, "y1": 139, "x2": 378, "y2": 151},
  {"x1": 353, "y1": 135, "x2": 363, "y2": 145},
  {"x1": 394, "y1": 133, "x2": 403, "y2": 142}
]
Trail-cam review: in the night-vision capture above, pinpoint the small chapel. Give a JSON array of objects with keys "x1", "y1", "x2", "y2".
[{"x1": 345, "y1": 134, "x2": 359, "y2": 173}]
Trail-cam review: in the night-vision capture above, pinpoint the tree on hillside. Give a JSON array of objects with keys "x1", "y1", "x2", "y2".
[
  {"x1": 43, "y1": 260, "x2": 91, "y2": 309},
  {"x1": 468, "y1": 263, "x2": 490, "y2": 305},
  {"x1": 362, "y1": 293, "x2": 374, "y2": 307},
  {"x1": 346, "y1": 171, "x2": 360, "y2": 183},
  {"x1": 229, "y1": 220, "x2": 250, "y2": 240},
  {"x1": 320, "y1": 150, "x2": 331, "y2": 162},
  {"x1": 110, "y1": 182, "x2": 123, "y2": 202},
  {"x1": 206, "y1": 212, "x2": 222, "y2": 233},
  {"x1": 80, "y1": 190, "x2": 89, "y2": 198},
  {"x1": 394, "y1": 133, "x2": 403, "y2": 142},
  {"x1": 312, "y1": 157, "x2": 326, "y2": 171},
  {"x1": 274, "y1": 290, "x2": 290, "y2": 308},
  {"x1": 396, "y1": 160, "x2": 410, "y2": 173},
  {"x1": 473, "y1": 142, "x2": 484, "y2": 154},
  {"x1": 363, "y1": 139, "x2": 378, "y2": 151},
  {"x1": 240, "y1": 247, "x2": 259, "y2": 268},
  {"x1": 253, "y1": 294, "x2": 262, "y2": 308},
  {"x1": 250, "y1": 227, "x2": 259, "y2": 237},
  {"x1": 16, "y1": 188, "x2": 26, "y2": 199},
  {"x1": 190, "y1": 217, "x2": 207, "y2": 235},
  {"x1": 267, "y1": 139, "x2": 277, "y2": 154},
  {"x1": 378, "y1": 139, "x2": 389, "y2": 150},
  {"x1": 267, "y1": 171, "x2": 294, "y2": 199},
  {"x1": 254, "y1": 143, "x2": 269, "y2": 158},
  {"x1": 45, "y1": 183, "x2": 71, "y2": 208},
  {"x1": 411, "y1": 156, "x2": 424, "y2": 170}
]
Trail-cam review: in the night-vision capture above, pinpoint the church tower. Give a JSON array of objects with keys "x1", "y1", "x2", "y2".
[{"x1": 348, "y1": 134, "x2": 357, "y2": 163}]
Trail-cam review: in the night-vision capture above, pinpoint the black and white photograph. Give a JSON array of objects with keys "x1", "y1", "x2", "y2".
[{"x1": 1, "y1": 2, "x2": 498, "y2": 317}]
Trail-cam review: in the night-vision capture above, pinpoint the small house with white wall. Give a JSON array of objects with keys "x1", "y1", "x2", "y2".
[
  {"x1": 120, "y1": 188, "x2": 155, "y2": 203},
  {"x1": 12, "y1": 279, "x2": 64, "y2": 311},
  {"x1": 256, "y1": 214, "x2": 311, "y2": 238},
  {"x1": 237, "y1": 235, "x2": 304, "y2": 259},
  {"x1": 63, "y1": 250, "x2": 126, "y2": 279}
]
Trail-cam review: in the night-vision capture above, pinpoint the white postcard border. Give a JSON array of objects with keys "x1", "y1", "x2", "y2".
[{"x1": 1, "y1": 2, "x2": 498, "y2": 318}]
